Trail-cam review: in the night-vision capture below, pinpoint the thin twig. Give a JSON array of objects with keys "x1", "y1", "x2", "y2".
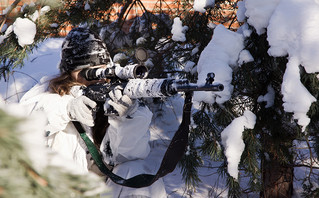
[
  {"x1": 305, "y1": 135, "x2": 314, "y2": 184},
  {"x1": 13, "y1": 71, "x2": 39, "y2": 83}
]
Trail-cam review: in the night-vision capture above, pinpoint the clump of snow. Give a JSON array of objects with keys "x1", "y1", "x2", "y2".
[
  {"x1": 193, "y1": 24, "x2": 244, "y2": 104},
  {"x1": 244, "y1": 0, "x2": 280, "y2": 35},
  {"x1": 236, "y1": 1, "x2": 246, "y2": 23},
  {"x1": 30, "y1": 6, "x2": 51, "y2": 22},
  {"x1": 266, "y1": 0, "x2": 319, "y2": 131},
  {"x1": 236, "y1": 23, "x2": 252, "y2": 38},
  {"x1": 50, "y1": 23, "x2": 58, "y2": 28},
  {"x1": 136, "y1": 37, "x2": 147, "y2": 46},
  {"x1": 239, "y1": 0, "x2": 319, "y2": 131},
  {"x1": 171, "y1": 17, "x2": 188, "y2": 42},
  {"x1": 207, "y1": 22, "x2": 216, "y2": 29},
  {"x1": 41, "y1": 5, "x2": 51, "y2": 14},
  {"x1": 257, "y1": 85, "x2": 275, "y2": 108},
  {"x1": 0, "y1": 25, "x2": 13, "y2": 44},
  {"x1": 281, "y1": 57, "x2": 316, "y2": 131},
  {"x1": 193, "y1": 0, "x2": 215, "y2": 13},
  {"x1": 113, "y1": 53, "x2": 128, "y2": 63},
  {"x1": 184, "y1": 61, "x2": 195, "y2": 73},
  {"x1": 191, "y1": 46, "x2": 199, "y2": 56},
  {"x1": 238, "y1": 49, "x2": 254, "y2": 66},
  {"x1": 13, "y1": 17, "x2": 37, "y2": 47},
  {"x1": 267, "y1": 0, "x2": 319, "y2": 73},
  {"x1": 144, "y1": 58, "x2": 154, "y2": 68},
  {"x1": 30, "y1": 10, "x2": 39, "y2": 21},
  {"x1": 85, "y1": 2, "x2": 91, "y2": 10},
  {"x1": 221, "y1": 110, "x2": 256, "y2": 180}
]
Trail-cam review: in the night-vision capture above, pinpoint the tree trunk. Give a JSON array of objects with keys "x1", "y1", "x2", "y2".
[{"x1": 261, "y1": 157, "x2": 294, "y2": 198}]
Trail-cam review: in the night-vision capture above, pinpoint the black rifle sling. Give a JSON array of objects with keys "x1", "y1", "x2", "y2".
[{"x1": 73, "y1": 92, "x2": 192, "y2": 188}]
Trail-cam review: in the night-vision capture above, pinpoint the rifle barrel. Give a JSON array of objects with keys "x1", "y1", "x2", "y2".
[{"x1": 176, "y1": 84, "x2": 224, "y2": 92}]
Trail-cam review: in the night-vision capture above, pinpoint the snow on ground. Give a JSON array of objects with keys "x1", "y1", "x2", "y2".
[{"x1": 0, "y1": 38, "x2": 62, "y2": 102}]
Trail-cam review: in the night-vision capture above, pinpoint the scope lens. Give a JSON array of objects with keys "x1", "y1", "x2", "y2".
[{"x1": 135, "y1": 65, "x2": 148, "y2": 78}]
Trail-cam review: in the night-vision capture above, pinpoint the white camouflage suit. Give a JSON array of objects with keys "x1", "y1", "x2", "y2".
[{"x1": 19, "y1": 78, "x2": 167, "y2": 198}]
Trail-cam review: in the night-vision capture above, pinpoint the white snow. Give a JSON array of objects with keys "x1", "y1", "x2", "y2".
[
  {"x1": 144, "y1": 58, "x2": 154, "y2": 68},
  {"x1": 238, "y1": 49, "x2": 254, "y2": 66},
  {"x1": 237, "y1": 23, "x2": 252, "y2": 38},
  {"x1": 257, "y1": 85, "x2": 275, "y2": 108},
  {"x1": 225, "y1": 0, "x2": 319, "y2": 131},
  {"x1": 113, "y1": 53, "x2": 128, "y2": 63},
  {"x1": 50, "y1": 23, "x2": 58, "y2": 28},
  {"x1": 136, "y1": 37, "x2": 147, "y2": 46},
  {"x1": 244, "y1": 0, "x2": 280, "y2": 35},
  {"x1": 193, "y1": 24, "x2": 244, "y2": 104},
  {"x1": 13, "y1": 17, "x2": 37, "y2": 47},
  {"x1": 0, "y1": 24, "x2": 12, "y2": 44},
  {"x1": 221, "y1": 110, "x2": 256, "y2": 180},
  {"x1": 191, "y1": 46, "x2": 199, "y2": 56},
  {"x1": 193, "y1": 0, "x2": 215, "y2": 13},
  {"x1": 281, "y1": 57, "x2": 316, "y2": 131},
  {"x1": 0, "y1": 38, "x2": 63, "y2": 103},
  {"x1": 184, "y1": 61, "x2": 195, "y2": 73},
  {"x1": 171, "y1": 17, "x2": 188, "y2": 42},
  {"x1": 236, "y1": 1, "x2": 246, "y2": 23},
  {"x1": 85, "y1": 2, "x2": 91, "y2": 10},
  {"x1": 29, "y1": 6, "x2": 51, "y2": 21},
  {"x1": 41, "y1": 6, "x2": 51, "y2": 15},
  {"x1": 30, "y1": 10, "x2": 39, "y2": 22}
]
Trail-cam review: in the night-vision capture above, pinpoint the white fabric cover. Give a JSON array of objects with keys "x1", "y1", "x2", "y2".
[{"x1": 19, "y1": 80, "x2": 167, "y2": 198}]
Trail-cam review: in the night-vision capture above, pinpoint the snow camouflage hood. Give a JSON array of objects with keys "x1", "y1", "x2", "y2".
[{"x1": 59, "y1": 27, "x2": 111, "y2": 73}]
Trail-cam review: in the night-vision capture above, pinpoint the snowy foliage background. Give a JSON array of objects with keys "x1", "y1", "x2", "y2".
[{"x1": 1, "y1": 0, "x2": 319, "y2": 197}]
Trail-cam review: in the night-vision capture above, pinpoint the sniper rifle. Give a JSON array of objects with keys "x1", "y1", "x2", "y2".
[
  {"x1": 80, "y1": 48, "x2": 224, "y2": 102},
  {"x1": 75, "y1": 48, "x2": 224, "y2": 188}
]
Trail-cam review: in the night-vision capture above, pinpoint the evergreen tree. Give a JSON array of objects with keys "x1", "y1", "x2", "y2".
[{"x1": 186, "y1": 11, "x2": 319, "y2": 198}]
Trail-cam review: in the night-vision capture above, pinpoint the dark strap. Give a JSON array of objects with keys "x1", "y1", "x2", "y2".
[{"x1": 73, "y1": 92, "x2": 192, "y2": 188}]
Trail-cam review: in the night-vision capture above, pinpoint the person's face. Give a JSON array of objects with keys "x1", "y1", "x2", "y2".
[{"x1": 71, "y1": 65, "x2": 109, "y2": 86}]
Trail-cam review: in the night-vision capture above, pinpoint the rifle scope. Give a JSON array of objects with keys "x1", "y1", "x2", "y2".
[{"x1": 80, "y1": 64, "x2": 148, "y2": 81}]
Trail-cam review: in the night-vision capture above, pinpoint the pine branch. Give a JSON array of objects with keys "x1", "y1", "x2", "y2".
[
  {"x1": 0, "y1": 0, "x2": 21, "y2": 31},
  {"x1": 0, "y1": 109, "x2": 107, "y2": 198}
]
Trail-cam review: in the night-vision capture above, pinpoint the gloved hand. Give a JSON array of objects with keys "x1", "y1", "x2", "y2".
[
  {"x1": 67, "y1": 95, "x2": 97, "y2": 126},
  {"x1": 107, "y1": 85, "x2": 138, "y2": 117}
]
